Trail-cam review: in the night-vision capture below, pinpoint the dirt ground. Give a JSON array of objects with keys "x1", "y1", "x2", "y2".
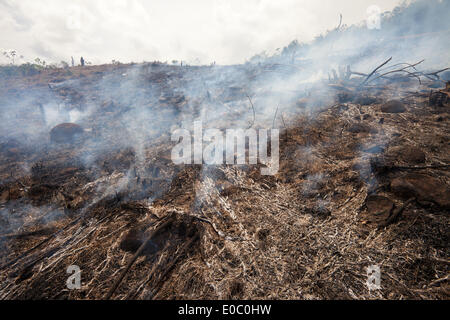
[{"x1": 0, "y1": 63, "x2": 448, "y2": 300}]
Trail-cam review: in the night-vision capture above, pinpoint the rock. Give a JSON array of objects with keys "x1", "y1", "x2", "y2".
[
  {"x1": 50, "y1": 123, "x2": 84, "y2": 143},
  {"x1": 390, "y1": 174, "x2": 450, "y2": 208},
  {"x1": 381, "y1": 100, "x2": 406, "y2": 113},
  {"x1": 401, "y1": 147, "x2": 426, "y2": 164},
  {"x1": 365, "y1": 195, "x2": 394, "y2": 222},
  {"x1": 347, "y1": 123, "x2": 372, "y2": 133},
  {"x1": 389, "y1": 146, "x2": 426, "y2": 164},
  {"x1": 366, "y1": 195, "x2": 394, "y2": 213}
]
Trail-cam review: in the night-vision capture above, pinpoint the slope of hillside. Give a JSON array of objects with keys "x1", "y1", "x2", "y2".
[{"x1": 0, "y1": 59, "x2": 448, "y2": 299}]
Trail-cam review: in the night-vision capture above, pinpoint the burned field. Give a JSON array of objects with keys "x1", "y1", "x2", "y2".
[{"x1": 0, "y1": 59, "x2": 449, "y2": 300}]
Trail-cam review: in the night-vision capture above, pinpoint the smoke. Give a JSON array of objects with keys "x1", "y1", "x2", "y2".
[
  {"x1": 0, "y1": 0, "x2": 449, "y2": 237},
  {"x1": 273, "y1": 0, "x2": 450, "y2": 70},
  {"x1": 1, "y1": 0, "x2": 448, "y2": 151}
]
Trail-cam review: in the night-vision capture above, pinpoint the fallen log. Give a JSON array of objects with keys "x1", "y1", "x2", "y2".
[
  {"x1": 392, "y1": 164, "x2": 450, "y2": 170},
  {"x1": 0, "y1": 227, "x2": 56, "y2": 241}
]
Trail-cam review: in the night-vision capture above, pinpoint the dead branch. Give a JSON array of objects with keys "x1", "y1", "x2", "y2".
[
  {"x1": 0, "y1": 227, "x2": 56, "y2": 241},
  {"x1": 386, "y1": 71, "x2": 422, "y2": 84},
  {"x1": 395, "y1": 164, "x2": 450, "y2": 170},
  {"x1": 350, "y1": 71, "x2": 368, "y2": 77},
  {"x1": 378, "y1": 60, "x2": 424, "y2": 73},
  {"x1": 336, "y1": 14, "x2": 343, "y2": 30},
  {"x1": 245, "y1": 94, "x2": 256, "y2": 129},
  {"x1": 428, "y1": 274, "x2": 450, "y2": 287},
  {"x1": 389, "y1": 164, "x2": 450, "y2": 171},
  {"x1": 369, "y1": 59, "x2": 424, "y2": 84},
  {"x1": 426, "y1": 67, "x2": 450, "y2": 79},
  {"x1": 359, "y1": 57, "x2": 392, "y2": 87},
  {"x1": 272, "y1": 105, "x2": 279, "y2": 129}
]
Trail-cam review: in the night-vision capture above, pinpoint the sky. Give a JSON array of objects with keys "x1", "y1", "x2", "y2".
[{"x1": 0, "y1": 0, "x2": 405, "y2": 65}]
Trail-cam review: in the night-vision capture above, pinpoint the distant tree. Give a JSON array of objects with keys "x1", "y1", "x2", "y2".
[
  {"x1": 34, "y1": 57, "x2": 47, "y2": 67},
  {"x1": 10, "y1": 50, "x2": 16, "y2": 64},
  {"x1": 2, "y1": 50, "x2": 18, "y2": 64}
]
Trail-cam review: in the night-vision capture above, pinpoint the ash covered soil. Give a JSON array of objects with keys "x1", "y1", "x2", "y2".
[{"x1": 0, "y1": 62, "x2": 448, "y2": 300}]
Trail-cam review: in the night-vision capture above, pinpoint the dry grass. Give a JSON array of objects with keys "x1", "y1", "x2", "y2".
[{"x1": 0, "y1": 64, "x2": 448, "y2": 300}]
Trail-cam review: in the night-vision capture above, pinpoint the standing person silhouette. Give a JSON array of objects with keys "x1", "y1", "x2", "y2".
[{"x1": 80, "y1": 57, "x2": 85, "y2": 66}]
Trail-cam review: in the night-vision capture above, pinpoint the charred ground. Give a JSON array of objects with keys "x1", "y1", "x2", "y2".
[{"x1": 0, "y1": 60, "x2": 449, "y2": 300}]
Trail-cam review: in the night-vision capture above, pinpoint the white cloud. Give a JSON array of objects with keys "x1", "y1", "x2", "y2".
[{"x1": 0, "y1": 0, "x2": 402, "y2": 65}]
